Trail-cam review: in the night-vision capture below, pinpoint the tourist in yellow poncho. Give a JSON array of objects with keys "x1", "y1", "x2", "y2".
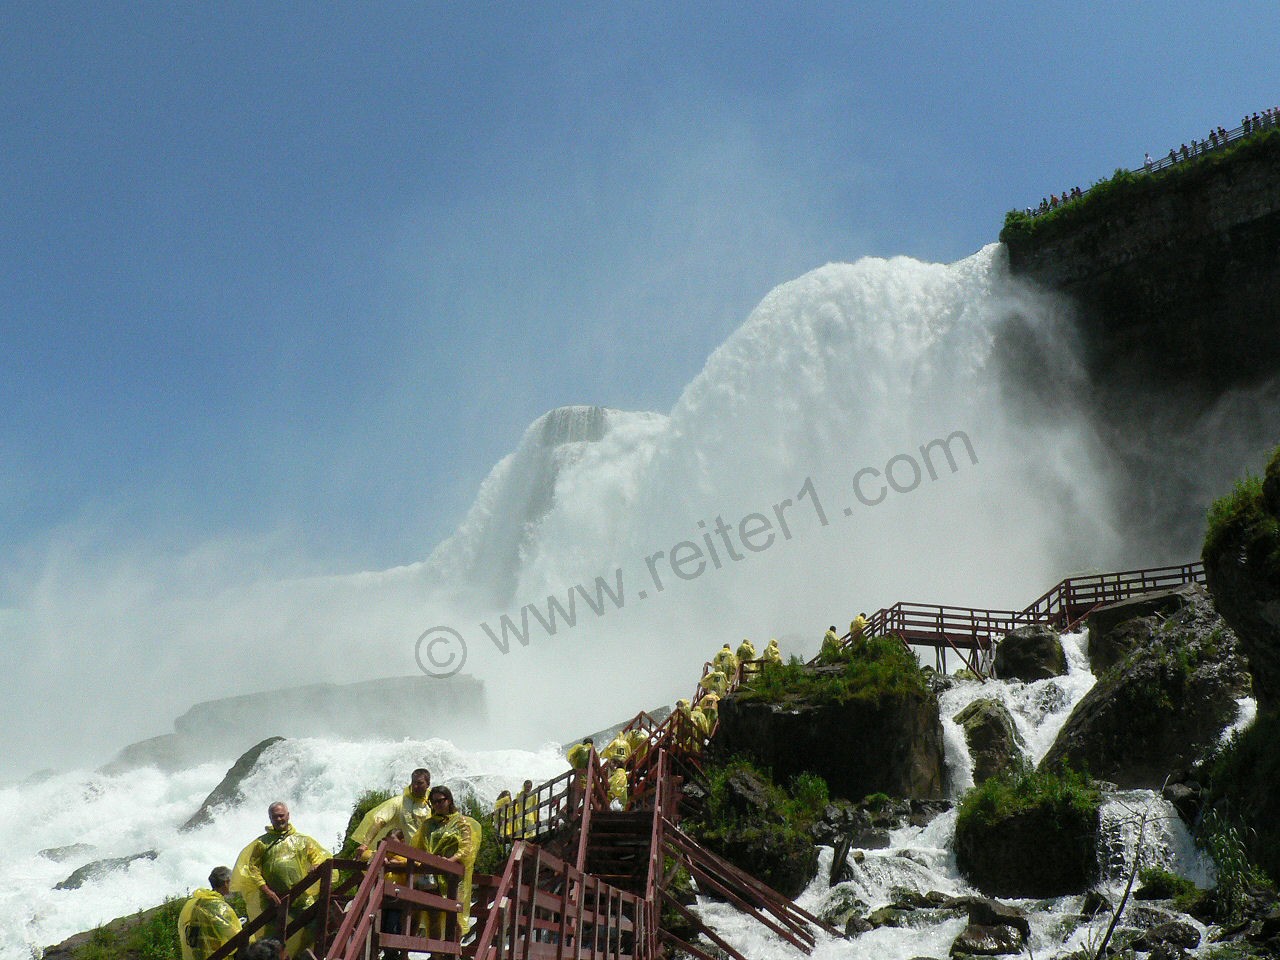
[
  {"x1": 566, "y1": 737, "x2": 594, "y2": 770},
  {"x1": 607, "y1": 763, "x2": 630, "y2": 809},
  {"x1": 178, "y1": 866, "x2": 242, "y2": 960},
  {"x1": 412, "y1": 786, "x2": 481, "y2": 939},
  {"x1": 231, "y1": 802, "x2": 330, "y2": 955},
  {"x1": 513, "y1": 779, "x2": 539, "y2": 840},
  {"x1": 600, "y1": 733, "x2": 631, "y2": 764},
  {"x1": 696, "y1": 691, "x2": 720, "y2": 730},
  {"x1": 349, "y1": 768, "x2": 433, "y2": 857},
  {"x1": 736, "y1": 638, "x2": 757, "y2": 663},
  {"x1": 763, "y1": 638, "x2": 783, "y2": 664},
  {"x1": 712, "y1": 643, "x2": 739, "y2": 677},
  {"x1": 850, "y1": 613, "x2": 869, "y2": 643},
  {"x1": 698, "y1": 668, "x2": 728, "y2": 697},
  {"x1": 821, "y1": 625, "x2": 842, "y2": 661}
]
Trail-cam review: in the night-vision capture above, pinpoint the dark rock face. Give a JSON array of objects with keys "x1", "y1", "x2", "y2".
[
  {"x1": 1086, "y1": 587, "x2": 1197, "y2": 675},
  {"x1": 55, "y1": 850, "x2": 157, "y2": 890},
  {"x1": 712, "y1": 688, "x2": 946, "y2": 800},
  {"x1": 954, "y1": 803, "x2": 1099, "y2": 898},
  {"x1": 994, "y1": 624, "x2": 1066, "y2": 681},
  {"x1": 1203, "y1": 446, "x2": 1280, "y2": 715},
  {"x1": 182, "y1": 736, "x2": 286, "y2": 831},
  {"x1": 953, "y1": 698, "x2": 1025, "y2": 785},
  {"x1": 1002, "y1": 137, "x2": 1280, "y2": 556},
  {"x1": 1132, "y1": 920, "x2": 1202, "y2": 952},
  {"x1": 1040, "y1": 587, "x2": 1252, "y2": 788}
]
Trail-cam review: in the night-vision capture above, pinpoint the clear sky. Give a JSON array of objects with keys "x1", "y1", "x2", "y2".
[{"x1": 2, "y1": 5, "x2": 1276, "y2": 733}]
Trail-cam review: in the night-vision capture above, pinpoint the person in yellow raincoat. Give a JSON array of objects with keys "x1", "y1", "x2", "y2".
[
  {"x1": 606, "y1": 762, "x2": 630, "y2": 809},
  {"x1": 736, "y1": 638, "x2": 757, "y2": 663},
  {"x1": 712, "y1": 643, "x2": 738, "y2": 677},
  {"x1": 412, "y1": 786, "x2": 481, "y2": 940},
  {"x1": 850, "y1": 613, "x2": 869, "y2": 644},
  {"x1": 763, "y1": 638, "x2": 783, "y2": 664},
  {"x1": 493, "y1": 790, "x2": 513, "y2": 839},
  {"x1": 178, "y1": 866, "x2": 242, "y2": 960},
  {"x1": 698, "y1": 669, "x2": 728, "y2": 698},
  {"x1": 231, "y1": 802, "x2": 330, "y2": 955},
  {"x1": 566, "y1": 737, "x2": 594, "y2": 770},
  {"x1": 600, "y1": 733, "x2": 631, "y2": 765},
  {"x1": 696, "y1": 691, "x2": 720, "y2": 730},
  {"x1": 513, "y1": 779, "x2": 539, "y2": 840},
  {"x1": 821, "y1": 625, "x2": 842, "y2": 661},
  {"x1": 349, "y1": 768, "x2": 433, "y2": 858}
]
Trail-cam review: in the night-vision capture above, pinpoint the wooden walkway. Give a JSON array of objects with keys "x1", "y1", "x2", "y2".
[{"x1": 849, "y1": 560, "x2": 1204, "y2": 677}]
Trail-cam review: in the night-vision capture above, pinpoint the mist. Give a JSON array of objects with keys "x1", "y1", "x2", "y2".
[{"x1": 7, "y1": 242, "x2": 1258, "y2": 781}]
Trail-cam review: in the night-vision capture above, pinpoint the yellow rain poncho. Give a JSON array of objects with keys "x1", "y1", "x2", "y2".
[
  {"x1": 850, "y1": 615, "x2": 869, "y2": 643},
  {"x1": 512, "y1": 787, "x2": 539, "y2": 840},
  {"x1": 698, "y1": 669, "x2": 728, "y2": 697},
  {"x1": 349, "y1": 787, "x2": 433, "y2": 850},
  {"x1": 607, "y1": 766, "x2": 630, "y2": 808},
  {"x1": 763, "y1": 638, "x2": 783, "y2": 664},
  {"x1": 712, "y1": 643, "x2": 739, "y2": 677},
  {"x1": 736, "y1": 638, "x2": 757, "y2": 662},
  {"x1": 493, "y1": 794, "x2": 513, "y2": 839},
  {"x1": 600, "y1": 734, "x2": 631, "y2": 764},
  {"x1": 231, "y1": 823, "x2": 330, "y2": 953},
  {"x1": 177, "y1": 889, "x2": 242, "y2": 960},
  {"x1": 413, "y1": 812, "x2": 481, "y2": 938},
  {"x1": 696, "y1": 692, "x2": 720, "y2": 729},
  {"x1": 566, "y1": 741, "x2": 594, "y2": 770},
  {"x1": 821, "y1": 627, "x2": 842, "y2": 661}
]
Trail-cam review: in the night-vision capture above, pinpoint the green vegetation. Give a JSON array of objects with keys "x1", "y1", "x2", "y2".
[
  {"x1": 736, "y1": 637, "x2": 928, "y2": 707},
  {"x1": 1137, "y1": 865, "x2": 1206, "y2": 913},
  {"x1": 69, "y1": 898, "x2": 183, "y2": 960},
  {"x1": 335, "y1": 787, "x2": 396, "y2": 858},
  {"x1": 1199, "y1": 808, "x2": 1275, "y2": 920},
  {"x1": 955, "y1": 761, "x2": 1099, "y2": 834},
  {"x1": 999, "y1": 127, "x2": 1280, "y2": 247},
  {"x1": 1203, "y1": 452, "x2": 1280, "y2": 566},
  {"x1": 1202, "y1": 711, "x2": 1280, "y2": 899}
]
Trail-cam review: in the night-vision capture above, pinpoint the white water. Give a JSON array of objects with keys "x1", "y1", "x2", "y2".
[
  {"x1": 0, "y1": 739, "x2": 566, "y2": 958},
  {"x1": 4, "y1": 244, "x2": 1135, "y2": 776}
]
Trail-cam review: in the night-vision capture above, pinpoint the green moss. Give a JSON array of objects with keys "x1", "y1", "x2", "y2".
[
  {"x1": 1000, "y1": 128, "x2": 1280, "y2": 247},
  {"x1": 736, "y1": 636, "x2": 928, "y2": 707},
  {"x1": 70, "y1": 898, "x2": 184, "y2": 960},
  {"x1": 955, "y1": 762, "x2": 1099, "y2": 835}
]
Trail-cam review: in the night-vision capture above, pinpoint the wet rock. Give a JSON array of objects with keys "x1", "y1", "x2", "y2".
[
  {"x1": 845, "y1": 915, "x2": 875, "y2": 935},
  {"x1": 817, "y1": 885, "x2": 867, "y2": 927},
  {"x1": 949, "y1": 922, "x2": 1024, "y2": 956},
  {"x1": 1041, "y1": 586, "x2": 1252, "y2": 788},
  {"x1": 1161, "y1": 780, "x2": 1203, "y2": 826},
  {"x1": 1080, "y1": 889, "x2": 1112, "y2": 917},
  {"x1": 712, "y1": 682, "x2": 946, "y2": 800},
  {"x1": 953, "y1": 699, "x2": 1026, "y2": 785},
  {"x1": 55, "y1": 850, "x2": 157, "y2": 890},
  {"x1": 38, "y1": 843, "x2": 95, "y2": 863},
  {"x1": 1086, "y1": 587, "x2": 1197, "y2": 675},
  {"x1": 1132, "y1": 920, "x2": 1201, "y2": 951},
  {"x1": 955, "y1": 799, "x2": 1100, "y2": 898},
  {"x1": 182, "y1": 736, "x2": 286, "y2": 831},
  {"x1": 867, "y1": 905, "x2": 908, "y2": 928},
  {"x1": 995, "y1": 624, "x2": 1067, "y2": 681}
]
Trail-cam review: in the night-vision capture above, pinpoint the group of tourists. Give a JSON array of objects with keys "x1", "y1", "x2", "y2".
[
  {"x1": 1027, "y1": 186, "x2": 1084, "y2": 217},
  {"x1": 820, "y1": 613, "x2": 869, "y2": 662},
  {"x1": 1145, "y1": 106, "x2": 1279, "y2": 171},
  {"x1": 177, "y1": 768, "x2": 481, "y2": 960},
  {"x1": 491, "y1": 779, "x2": 540, "y2": 839}
]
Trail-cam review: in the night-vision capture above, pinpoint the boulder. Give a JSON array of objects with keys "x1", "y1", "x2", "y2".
[
  {"x1": 954, "y1": 801, "x2": 1099, "y2": 898},
  {"x1": 1131, "y1": 920, "x2": 1201, "y2": 952},
  {"x1": 1040, "y1": 587, "x2": 1252, "y2": 788},
  {"x1": 712, "y1": 682, "x2": 945, "y2": 800},
  {"x1": 1202, "y1": 445, "x2": 1280, "y2": 714},
  {"x1": 55, "y1": 850, "x2": 157, "y2": 890},
  {"x1": 949, "y1": 923, "x2": 1024, "y2": 956},
  {"x1": 953, "y1": 699, "x2": 1026, "y2": 785},
  {"x1": 1086, "y1": 587, "x2": 1197, "y2": 675},
  {"x1": 182, "y1": 736, "x2": 286, "y2": 831},
  {"x1": 995, "y1": 624, "x2": 1066, "y2": 681},
  {"x1": 38, "y1": 843, "x2": 95, "y2": 863}
]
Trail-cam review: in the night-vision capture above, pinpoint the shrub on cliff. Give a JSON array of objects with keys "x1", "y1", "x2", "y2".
[
  {"x1": 954, "y1": 762, "x2": 1100, "y2": 897},
  {"x1": 737, "y1": 637, "x2": 927, "y2": 707}
]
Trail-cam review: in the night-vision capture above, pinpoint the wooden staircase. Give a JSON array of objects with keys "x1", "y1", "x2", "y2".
[{"x1": 582, "y1": 811, "x2": 651, "y2": 894}]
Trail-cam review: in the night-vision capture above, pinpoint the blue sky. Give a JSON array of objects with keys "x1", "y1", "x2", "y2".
[{"x1": 3, "y1": 2, "x2": 1277, "y2": 580}]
